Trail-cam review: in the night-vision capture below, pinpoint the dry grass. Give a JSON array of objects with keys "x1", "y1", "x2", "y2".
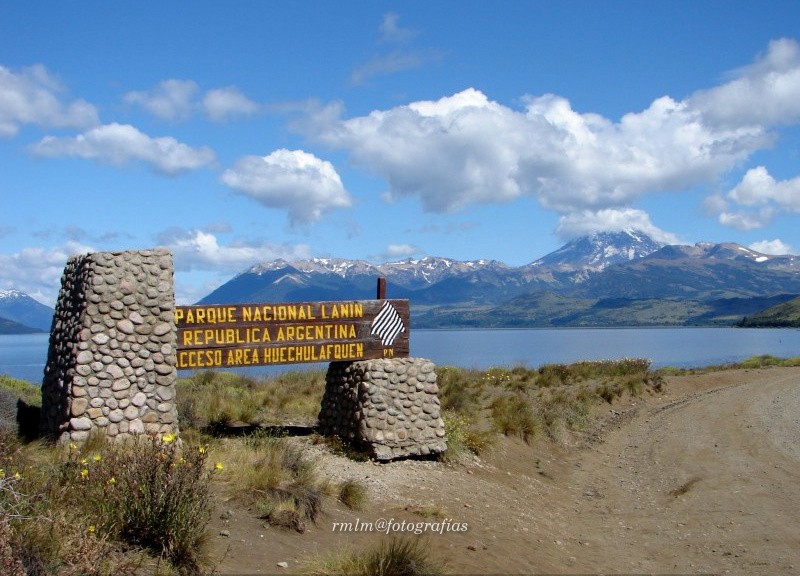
[
  {"x1": 176, "y1": 369, "x2": 326, "y2": 428},
  {"x1": 338, "y1": 479, "x2": 368, "y2": 511},
  {"x1": 303, "y1": 536, "x2": 446, "y2": 576},
  {"x1": 214, "y1": 431, "x2": 332, "y2": 532}
]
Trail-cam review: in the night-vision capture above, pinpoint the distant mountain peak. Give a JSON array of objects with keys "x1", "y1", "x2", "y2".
[
  {"x1": 0, "y1": 288, "x2": 54, "y2": 332},
  {"x1": 0, "y1": 289, "x2": 26, "y2": 299},
  {"x1": 531, "y1": 229, "x2": 664, "y2": 272}
]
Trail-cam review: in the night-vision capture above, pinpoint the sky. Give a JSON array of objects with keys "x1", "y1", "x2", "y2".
[{"x1": 2, "y1": 1, "x2": 800, "y2": 306}]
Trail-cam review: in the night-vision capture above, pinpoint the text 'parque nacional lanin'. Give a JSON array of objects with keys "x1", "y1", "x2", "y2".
[{"x1": 174, "y1": 299, "x2": 409, "y2": 369}]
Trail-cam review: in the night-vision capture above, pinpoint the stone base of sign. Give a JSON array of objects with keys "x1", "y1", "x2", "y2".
[
  {"x1": 40, "y1": 248, "x2": 179, "y2": 444},
  {"x1": 319, "y1": 358, "x2": 447, "y2": 461}
]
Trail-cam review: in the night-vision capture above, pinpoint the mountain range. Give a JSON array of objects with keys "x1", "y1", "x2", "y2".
[
  {"x1": 3, "y1": 230, "x2": 799, "y2": 333},
  {"x1": 199, "y1": 230, "x2": 800, "y2": 328}
]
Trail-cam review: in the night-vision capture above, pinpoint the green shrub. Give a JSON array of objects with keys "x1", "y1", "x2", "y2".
[
  {"x1": 0, "y1": 429, "x2": 141, "y2": 575},
  {"x1": 176, "y1": 369, "x2": 325, "y2": 430},
  {"x1": 536, "y1": 387, "x2": 593, "y2": 441},
  {"x1": 437, "y1": 367, "x2": 485, "y2": 416},
  {"x1": 72, "y1": 435, "x2": 214, "y2": 574},
  {"x1": 490, "y1": 395, "x2": 540, "y2": 443},
  {"x1": 220, "y1": 433, "x2": 329, "y2": 531},
  {"x1": 537, "y1": 363, "x2": 572, "y2": 387},
  {"x1": 0, "y1": 375, "x2": 41, "y2": 407},
  {"x1": 439, "y1": 410, "x2": 494, "y2": 464}
]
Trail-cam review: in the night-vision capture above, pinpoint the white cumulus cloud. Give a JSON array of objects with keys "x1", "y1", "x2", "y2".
[
  {"x1": 0, "y1": 241, "x2": 95, "y2": 305},
  {"x1": 728, "y1": 166, "x2": 800, "y2": 210},
  {"x1": 202, "y1": 87, "x2": 260, "y2": 122},
  {"x1": 690, "y1": 38, "x2": 800, "y2": 128},
  {"x1": 303, "y1": 39, "x2": 800, "y2": 236},
  {"x1": 717, "y1": 208, "x2": 776, "y2": 231},
  {"x1": 384, "y1": 243, "x2": 420, "y2": 259},
  {"x1": 555, "y1": 209, "x2": 681, "y2": 244},
  {"x1": 124, "y1": 79, "x2": 259, "y2": 123},
  {"x1": 707, "y1": 166, "x2": 800, "y2": 230},
  {"x1": 160, "y1": 228, "x2": 312, "y2": 273},
  {"x1": 123, "y1": 79, "x2": 199, "y2": 121},
  {"x1": 0, "y1": 64, "x2": 98, "y2": 137},
  {"x1": 749, "y1": 238, "x2": 794, "y2": 255},
  {"x1": 220, "y1": 149, "x2": 353, "y2": 225},
  {"x1": 30, "y1": 123, "x2": 216, "y2": 176}
]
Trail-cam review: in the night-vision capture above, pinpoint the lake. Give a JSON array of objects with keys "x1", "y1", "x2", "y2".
[{"x1": 2, "y1": 327, "x2": 800, "y2": 384}]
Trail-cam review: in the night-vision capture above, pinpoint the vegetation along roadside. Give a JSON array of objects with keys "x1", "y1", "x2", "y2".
[{"x1": 1, "y1": 354, "x2": 798, "y2": 574}]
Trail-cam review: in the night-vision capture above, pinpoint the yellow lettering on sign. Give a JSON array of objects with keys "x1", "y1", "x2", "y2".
[
  {"x1": 320, "y1": 303, "x2": 363, "y2": 319},
  {"x1": 177, "y1": 306, "x2": 237, "y2": 325},
  {"x1": 177, "y1": 349, "x2": 223, "y2": 369}
]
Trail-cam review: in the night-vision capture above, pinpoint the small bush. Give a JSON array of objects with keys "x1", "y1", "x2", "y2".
[
  {"x1": 304, "y1": 536, "x2": 445, "y2": 576},
  {"x1": 338, "y1": 479, "x2": 368, "y2": 511},
  {"x1": 536, "y1": 387, "x2": 593, "y2": 441},
  {"x1": 490, "y1": 395, "x2": 540, "y2": 443},
  {"x1": 437, "y1": 367, "x2": 485, "y2": 416},
  {"x1": 219, "y1": 433, "x2": 330, "y2": 531},
  {"x1": 73, "y1": 435, "x2": 214, "y2": 574},
  {"x1": 439, "y1": 410, "x2": 493, "y2": 464},
  {"x1": 537, "y1": 363, "x2": 573, "y2": 387},
  {"x1": 0, "y1": 429, "x2": 141, "y2": 575},
  {"x1": 597, "y1": 382, "x2": 622, "y2": 404}
]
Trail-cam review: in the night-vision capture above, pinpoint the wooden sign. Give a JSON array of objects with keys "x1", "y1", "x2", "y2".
[{"x1": 174, "y1": 299, "x2": 410, "y2": 369}]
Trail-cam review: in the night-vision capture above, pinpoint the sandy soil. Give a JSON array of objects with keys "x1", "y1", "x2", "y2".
[{"x1": 208, "y1": 366, "x2": 800, "y2": 575}]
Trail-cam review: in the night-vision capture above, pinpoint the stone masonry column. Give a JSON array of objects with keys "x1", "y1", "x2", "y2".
[
  {"x1": 40, "y1": 248, "x2": 179, "y2": 443},
  {"x1": 319, "y1": 358, "x2": 447, "y2": 460}
]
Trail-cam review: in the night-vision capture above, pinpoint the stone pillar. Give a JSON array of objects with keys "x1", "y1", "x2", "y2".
[
  {"x1": 318, "y1": 358, "x2": 447, "y2": 461},
  {"x1": 40, "y1": 248, "x2": 179, "y2": 443}
]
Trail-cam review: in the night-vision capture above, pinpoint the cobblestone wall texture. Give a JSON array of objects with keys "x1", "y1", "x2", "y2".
[
  {"x1": 40, "y1": 248, "x2": 179, "y2": 443},
  {"x1": 319, "y1": 358, "x2": 447, "y2": 460}
]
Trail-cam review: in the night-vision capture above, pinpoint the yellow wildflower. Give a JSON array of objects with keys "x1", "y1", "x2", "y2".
[
  {"x1": 13, "y1": 472, "x2": 21, "y2": 480},
  {"x1": 214, "y1": 462, "x2": 224, "y2": 471},
  {"x1": 80, "y1": 458, "x2": 88, "y2": 465},
  {"x1": 108, "y1": 477, "x2": 116, "y2": 485},
  {"x1": 0, "y1": 469, "x2": 5, "y2": 479},
  {"x1": 161, "y1": 432, "x2": 176, "y2": 443},
  {"x1": 198, "y1": 446, "x2": 206, "y2": 454},
  {"x1": 87, "y1": 525, "x2": 95, "y2": 533},
  {"x1": 80, "y1": 468, "x2": 89, "y2": 479},
  {"x1": 92, "y1": 454, "x2": 101, "y2": 462}
]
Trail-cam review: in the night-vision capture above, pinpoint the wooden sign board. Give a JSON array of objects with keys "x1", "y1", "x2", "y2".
[{"x1": 175, "y1": 299, "x2": 410, "y2": 369}]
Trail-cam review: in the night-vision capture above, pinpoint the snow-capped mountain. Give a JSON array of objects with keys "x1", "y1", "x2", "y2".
[
  {"x1": 379, "y1": 257, "x2": 511, "y2": 290},
  {"x1": 0, "y1": 289, "x2": 54, "y2": 332},
  {"x1": 196, "y1": 229, "x2": 800, "y2": 327},
  {"x1": 528, "y1": 229, "x2": 665, "y2": 272}
]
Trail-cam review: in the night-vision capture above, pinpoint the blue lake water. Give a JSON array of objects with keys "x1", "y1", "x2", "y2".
[{"x1": 2, "y1": 327, "x2": 800, "y2": 384}]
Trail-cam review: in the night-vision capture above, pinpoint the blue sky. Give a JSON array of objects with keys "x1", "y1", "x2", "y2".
[{"x1": 2, "y1": 1, "x2": 800, "y2": 306}]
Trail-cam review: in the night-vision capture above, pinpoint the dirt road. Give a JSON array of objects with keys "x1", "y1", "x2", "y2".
[{"x1": 211, "y1": 367, "x2": 800, "y2": 575}]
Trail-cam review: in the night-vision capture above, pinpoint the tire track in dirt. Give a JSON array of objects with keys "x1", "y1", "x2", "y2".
[{"x1": 563, "y1": 367, "x2": 800, "y2": 575}]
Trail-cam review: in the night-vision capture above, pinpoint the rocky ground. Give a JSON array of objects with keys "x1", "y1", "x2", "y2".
[{"x1": 208, "y1": 366, "x2": 800, "y2": 575}]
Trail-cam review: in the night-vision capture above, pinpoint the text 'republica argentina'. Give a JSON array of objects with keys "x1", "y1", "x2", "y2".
[{"x1": 174, "y1": 300, "x2": 409, "y2": 368}]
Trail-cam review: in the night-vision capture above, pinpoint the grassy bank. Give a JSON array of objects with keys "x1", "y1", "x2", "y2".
[{"x1": 1, "y1": 355, "x2": 798, "y2": 574}]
